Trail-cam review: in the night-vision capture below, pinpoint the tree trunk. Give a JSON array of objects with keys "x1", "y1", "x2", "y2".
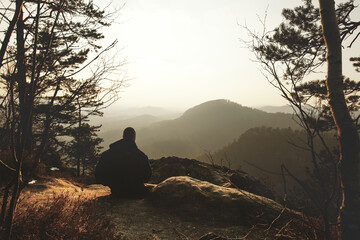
[
  {"x1": 318, "y1": 0, "x2": 360, "y2": 239},
  {"x1": 77, "y1": 99, "x2": 81, "y2": 177},
  {"x1": 4, "y1": 1, "x2": 27, "y2": 238},
  {"x1": 0, "y1": 0, "x2": 25, "y2": 68},
  {"x1": 15, "y1": 0, "x2": 31, "y2": 154},
  {"x1": 5, "y1": 159, "x2": 22, "y2": 240}
]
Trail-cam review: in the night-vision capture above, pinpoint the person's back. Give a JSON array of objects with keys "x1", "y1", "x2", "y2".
[{"x1": 95, "y1": 127, "x2": 152, "y2": 198}]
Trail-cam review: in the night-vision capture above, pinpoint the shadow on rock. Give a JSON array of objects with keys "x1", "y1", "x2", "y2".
[
  {"x1": 147, "y1": 176, "x2": 298, "y2": 226},
  {"x1": 150, "y1": 157, "x2": 275, "y2": 200}
]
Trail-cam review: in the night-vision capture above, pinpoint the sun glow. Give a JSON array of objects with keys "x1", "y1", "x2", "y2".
[{"x1": 96, "y1": 0, "x2": 359, "y2": 111}]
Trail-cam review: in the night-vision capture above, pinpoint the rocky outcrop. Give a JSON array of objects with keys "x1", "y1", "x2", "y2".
[
  {"x1": 18, "y1": 174, "x2": 303, "y2": 239},
  {"x1": 147, "y1": 176, "x2": 297, "y2": 226},
  {"x1": 150, "y1": 157, "x2": 275, "y2": 200},
  {"x1": 150, "y1": 157, "x2": 229, "y2": 185}
]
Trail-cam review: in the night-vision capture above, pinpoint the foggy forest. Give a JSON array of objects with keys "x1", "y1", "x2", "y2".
[{"x1": 0, "y1": 0, "x2": 359, "y2": 239}]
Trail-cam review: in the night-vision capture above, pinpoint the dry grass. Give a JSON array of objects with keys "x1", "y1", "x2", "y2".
[{"x1": 3, "y1": 193, "x2": 119, "y2": 240}]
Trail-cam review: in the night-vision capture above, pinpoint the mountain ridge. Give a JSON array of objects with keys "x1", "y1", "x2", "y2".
[{"x1": 135, "y1": 99, "x2": 300, "y2": 158}]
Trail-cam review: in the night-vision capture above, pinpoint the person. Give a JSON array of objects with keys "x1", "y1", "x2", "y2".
[{"x1": 95, "y1": 127, "x2": 152, "y2": 199}]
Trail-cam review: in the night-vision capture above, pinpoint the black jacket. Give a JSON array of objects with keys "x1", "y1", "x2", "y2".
[{"x1": 95, "y1": 139, "x2": 152, "y2": 187}]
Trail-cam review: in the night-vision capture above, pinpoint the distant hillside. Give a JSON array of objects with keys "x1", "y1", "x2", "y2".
[
  {"x1": 99, "y1": 114, "x2": 163, "y2": 148},
  {"x1": 136, "y1": 99, "x2": 300, "y2": 158},
  {"x1": 197, "y1": 126, "x2": 338, "y2": 194}
]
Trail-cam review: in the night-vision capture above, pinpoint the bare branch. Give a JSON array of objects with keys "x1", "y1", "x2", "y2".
[{"x1": 0, "y1": 0, "x2": 25, "y2": 68}]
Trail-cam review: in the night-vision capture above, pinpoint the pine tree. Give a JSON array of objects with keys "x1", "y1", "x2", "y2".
[
  {"x1": 0, "y1": 1, "x2": 125, "y2": 238},
  {"x1": 244, "y1": 0, "x2": 360, "y2": 238},
  {"x1": 67, "y1": 123, "x2": 103, "y2": 177},
  {"x1": 0, "y1": 0, "x2": 124, "y2": 172}
]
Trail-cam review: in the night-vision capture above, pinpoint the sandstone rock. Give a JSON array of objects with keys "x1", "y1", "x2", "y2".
[
  {"x1": 150, "y1": 157, "x2": 229, "y2": 185},
  {"x1": 148, "y1": 176, "x2": 296, "y2": 226},
  {"x1": 150, "y1": 157, "x2": 275, "y2": 200}
]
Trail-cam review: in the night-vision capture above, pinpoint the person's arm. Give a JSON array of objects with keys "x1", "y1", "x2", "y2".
[{"x1": 139, "y1": 151, "x2": 152, "y2": 182}]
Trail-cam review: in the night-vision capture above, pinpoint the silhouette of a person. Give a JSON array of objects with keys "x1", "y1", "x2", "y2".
[{"x1": 95, "y1": 127, "x2": 152, "y2": 198}]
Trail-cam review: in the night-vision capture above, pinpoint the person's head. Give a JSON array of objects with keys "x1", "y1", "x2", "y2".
[{"x1": 123, "y1": 127, "x2": 136, "y2": 141}]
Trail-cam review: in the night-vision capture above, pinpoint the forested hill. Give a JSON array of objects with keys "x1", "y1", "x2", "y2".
[
  {"x1": 198, "y1": 126, "x2": 313, "y2": 174},
  {"x1": 136, "y1": 99, "x2": 300, "y2": 158},
  {"x1": 197, "y1": 126, "x2": 338, "y2": 194}
]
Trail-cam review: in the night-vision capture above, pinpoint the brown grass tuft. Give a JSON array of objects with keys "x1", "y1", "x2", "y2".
[{"x1": 3, "y1": 193, "x2": 119, "y2": 240}]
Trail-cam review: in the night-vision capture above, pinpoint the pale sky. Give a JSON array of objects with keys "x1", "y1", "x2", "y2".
[
  {"x1": 2, "y1": 0, "x2": 358, "y2": 112},
  {"x1": 99, "y1": 0, "x2": 359, "y2": 112},
  {"x1": 99, "y1": 0, "x2": 300, "y2": 112}
]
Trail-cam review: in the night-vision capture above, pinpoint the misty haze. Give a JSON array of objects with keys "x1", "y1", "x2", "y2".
[{"x1": 1, "y1": 0, "x2": 359, "y2": 239}]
